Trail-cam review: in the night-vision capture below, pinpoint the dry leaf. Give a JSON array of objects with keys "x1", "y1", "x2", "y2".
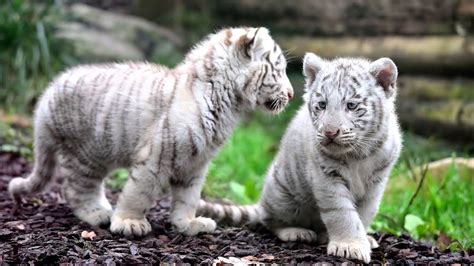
[
  {"x1": 81, "y1": 230, "x2": 97, "y2": 240},
  {"x1": 260, "y1": 254, "x2": 275, "y2": 260},
  {"x1": 242, "y1": 255, "x2": 258, "y2": 261}
]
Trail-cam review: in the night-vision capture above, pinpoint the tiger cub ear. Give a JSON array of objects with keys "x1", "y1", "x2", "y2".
[
  {"x1": 239, "y1": 27, "x2": 271, "y2": 59},
  {"x1": 303, "y1": 53, "x2": 325, "y2": 87},
  {"x1": 369, "y1": 58, "x2": 398, "y2": 98}
]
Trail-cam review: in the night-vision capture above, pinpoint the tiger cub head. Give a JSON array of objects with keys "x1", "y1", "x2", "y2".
[
  {"x1": 223, "y1": 27, "x2": 294, "y2": 114},
  {"x1": 302, "y1": 53, "x2": 398, "y2": 157}
]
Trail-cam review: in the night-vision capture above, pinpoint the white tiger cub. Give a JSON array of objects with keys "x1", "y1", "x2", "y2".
[
  {"x1": 198, "y1": 53, "x2": 402, "y2": 263},
  {"x1": 8, "y1": 27, "x2": 294, "y2": 237}
]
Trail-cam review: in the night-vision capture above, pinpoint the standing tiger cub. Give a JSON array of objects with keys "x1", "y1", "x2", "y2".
[
  {"x1": 198, "y1": 53, "x2": 402, "y2": 263},
  {"x1": 8, "y1": 27, "x2": 293, "y2": 237}
]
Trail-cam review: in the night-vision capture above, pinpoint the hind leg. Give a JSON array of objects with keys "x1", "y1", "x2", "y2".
[
  {"x1": 62, "y1": 162, "x2": 112, "y2": 226},
  {"x1": 170, "y1": 172, "x2": 216, "y2": 236}
]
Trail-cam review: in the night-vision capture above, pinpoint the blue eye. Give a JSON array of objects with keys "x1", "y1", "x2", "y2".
[
  {"x1": 347, "y1": 102, "x2": 358, "y2": 110},
  {"x1": 318, "y1": 101, "x2": 327, "y2": 109}
]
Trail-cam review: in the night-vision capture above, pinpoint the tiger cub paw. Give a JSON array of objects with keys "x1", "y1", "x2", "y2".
[
  {"x1": 110, "y1": 214, "x2": 152, "y2": 237},
  {"x1": 275, "y1": 227, "x2": 318, "y2": 242},
  {"x1": 74, "y1": 203, "x2": 113, "y2": 226},
  {"x1": 327, "y1": 237, "x2": 371, "y2": 263},
  {"x1": 174, "y1": 216, "x2": 216, "y2": 236}
]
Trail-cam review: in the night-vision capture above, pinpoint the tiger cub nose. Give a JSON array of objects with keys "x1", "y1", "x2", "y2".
[
  {"x1": 287, "y1": 91, "x2": 294, "y2": 100},
  {"x1": 324, "y1": 129, "x2": 340, "y2": 139}
]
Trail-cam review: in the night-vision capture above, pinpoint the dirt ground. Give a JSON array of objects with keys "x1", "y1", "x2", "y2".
[{"x1": 0, "y1": 151, "x2": 473, "y2": 264}]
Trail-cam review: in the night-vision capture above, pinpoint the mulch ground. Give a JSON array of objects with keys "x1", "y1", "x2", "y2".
[{"x1": 1, "y1": 151, "x2": 473, "y2": 264}]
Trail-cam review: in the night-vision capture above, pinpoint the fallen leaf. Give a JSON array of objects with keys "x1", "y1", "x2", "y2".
[
  {"x1": 130, "y1": 244, "x2": 139, "y2": 256},
  {"x1": 399, "y1": 248, "x2": 418, "y2": 259},
  {"x1": 81, "y1": 230, "x2": 97, "y2": 240},
  {"x1": 158, "y1": 235, "x2": 170, "y2": 243},
  {"x1": 242, "y1": 255, "x2": 258, "y2": 261},
  {"x1": 260, "y1": 254, "x2": 275, "y2": 260},
  {"x1": 437, "y1": 232, "x2": 452, "y2": 250}
]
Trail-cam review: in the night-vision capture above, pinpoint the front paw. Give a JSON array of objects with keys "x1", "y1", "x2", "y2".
[
  {"x1": 110, "y1": 214, "x2": 152, "y2": 236},
  {"x1": 174, "y1": 216, "x2": 216, "y2": 236},
  {"x1": 327, "y1": 237, "x2": 371, "y2": 263}
]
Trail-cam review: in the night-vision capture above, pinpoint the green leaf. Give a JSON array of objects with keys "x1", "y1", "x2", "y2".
[
  {"x1": 404, "y1": 214, "x2": 425, "y2": 234},
  {"x1": 0, "y1": 144, "x2": 19, "y2": 152},
  {"x1": 229, "y1": 181, "x2": 252, "y2": 204}
]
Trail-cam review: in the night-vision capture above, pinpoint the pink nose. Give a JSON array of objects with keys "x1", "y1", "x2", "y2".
[
  {"x1": 324, "y1": 129, "x2": 340, "y2": 139},
  {"x1": 287, "y1": 91, "x2": 294, "y2": 100}
]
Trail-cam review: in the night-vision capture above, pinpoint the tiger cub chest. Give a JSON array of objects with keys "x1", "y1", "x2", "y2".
[{"x1": 340, "y1": 157, "x2": 384, "y2": 200}]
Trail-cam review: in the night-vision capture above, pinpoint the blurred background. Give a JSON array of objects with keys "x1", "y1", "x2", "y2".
[{"x1": 0, "y1": 0, "x2": 472, "y2": 250}]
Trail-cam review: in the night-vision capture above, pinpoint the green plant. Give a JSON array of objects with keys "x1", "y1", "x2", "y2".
[
  {"x1": 106, "y1": 168, "x2": 130, "y2": 189},
  {"x1": 0, "y1": 119, "x2": 33, "y2": 159},
  {"x1": 204, "y1": 121, "x2": 277, "y2": 203},
  {"x1": 0, "y1": 0, "x2": 72, "y2": 113},
  {"x1": 373, "y1": 156, "x2": 474, "y2": 250}
]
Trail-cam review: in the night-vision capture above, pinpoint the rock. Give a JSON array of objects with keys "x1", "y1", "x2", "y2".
[
  {"x1": 278, "y1": 36, "x2": 474, "y2": 76},
  {"x1": 209, "y1": 0, "x2": 463, "y2": 36},
  {"x1": 56, "y1": 22, "x2": 143, "y2": 62},
  {"x1": 68, "y1": 4, "x2": 182, "y2": 46},
  {"x1": 398, "y1": 77, "x2": 474, "y2": 102},
  {"x1": 57, "y1": 4, "x2": 183, "y2": 64},
  {"x1": 394, "y1": 76, "x2": 474, "y2": 143},
  {"x1": 397, "y1": 101, "x2": 474, "y2": 144}
]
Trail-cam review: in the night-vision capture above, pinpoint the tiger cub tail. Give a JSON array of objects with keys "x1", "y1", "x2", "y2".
[
  {"x1": 8, "y1": 117, "x2": 57, "y2": 203},
  {"x1": 197, "y1": 199, "x2": 263, "y2": 226}
]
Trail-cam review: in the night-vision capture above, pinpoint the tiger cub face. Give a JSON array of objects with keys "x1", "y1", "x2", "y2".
[
  {"x1": 302, "y1": 53, "x2": 398, "y2": 156},
  {"x1": 234, "y1": 28, "x2": 294, "y2": 114}
]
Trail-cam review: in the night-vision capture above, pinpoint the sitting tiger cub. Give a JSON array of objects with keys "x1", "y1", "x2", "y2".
[
  {"x1": 9, "y1": 27, "x2": 294, "y2": 237},
  {"x1": 198, "y1": 53, "x2": 402, "y2": 263}
]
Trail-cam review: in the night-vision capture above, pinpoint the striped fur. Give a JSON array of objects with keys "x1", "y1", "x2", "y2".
[
  {"x1": 8, "y1": 27, "x2": 293, "y2": 237},
  {"x1": 198, "y1": 54, "x2": 402, "y2": 263}
]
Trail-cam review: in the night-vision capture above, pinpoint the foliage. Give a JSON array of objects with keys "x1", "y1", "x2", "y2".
[
  {"x1": 107, "y1": 168, "x2": 130, "y2": 190},
  {"x1": 0, "y1": 0, "x2": 72, "y2": 113},
  {"x1": 204, "y1": 121, "x2": 276, "y2": 204},
  {"x1": 0, "y1": 118, "x2": 33, "y2": 159},
  {"x1": 373, "y1": 155, "x2": 473, "y2": 250}
]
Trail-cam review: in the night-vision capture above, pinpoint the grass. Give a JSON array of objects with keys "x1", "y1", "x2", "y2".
[
  {"x1": 374, "y1": 158, "x2": 474, "y2": 250},
  {"x1": 0, "y1": 0, "x2": 73, "y2": 114}
]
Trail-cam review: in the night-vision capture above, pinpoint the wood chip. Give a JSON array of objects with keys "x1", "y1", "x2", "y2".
[{"x1": 81, "y1": 230, "x2": 97, "y2": 240}]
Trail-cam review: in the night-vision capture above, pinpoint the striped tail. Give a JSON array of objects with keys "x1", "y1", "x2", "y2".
[
  {"x1": 8, "y1": 119, "x2": 57, "y2": 203},
  {"x1": 197, "y1": 199, "x2": 262, "y2": 226}
]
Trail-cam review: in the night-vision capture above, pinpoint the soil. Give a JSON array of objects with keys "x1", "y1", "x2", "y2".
[{"x1": 0, "y1": 151, "x2": 473, "y2": 264}]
